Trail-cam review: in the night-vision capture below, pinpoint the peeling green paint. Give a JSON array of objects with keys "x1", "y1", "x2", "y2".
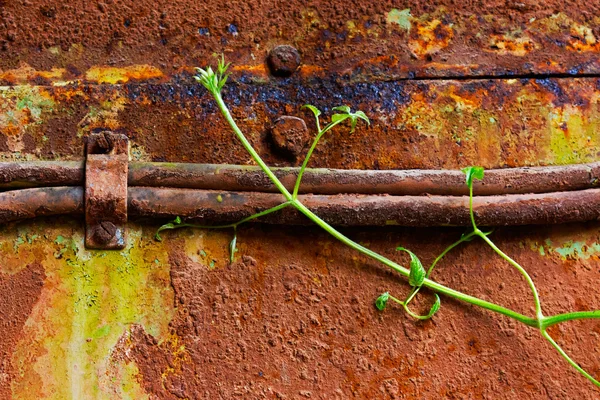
[
  {"x1": 531, "y1": 236, "x2": 600, "y2": 260},
  {"x1": 543, "y1": 239, "x2": 600, "y2": 260},
  {"x1": 1, "y1": 220, "x2": 174, "y2": 399},
  {"x1": 387, "y1": 9, "x2": 412, "y2": 30}
]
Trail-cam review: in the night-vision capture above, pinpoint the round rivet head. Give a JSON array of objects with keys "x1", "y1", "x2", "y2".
[
  {"x1": 269, "y1": 116, "x2": 309, "y2": 158},
  {"x1": 91, "y1": 221, "x2": 117, "y2": 244},
  {"x1": 267, "y1": 45, "x2": 301, "y2": 77}
]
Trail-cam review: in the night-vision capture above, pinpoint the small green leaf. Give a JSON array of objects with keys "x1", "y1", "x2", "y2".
[
  {"x1": 332, "y1": 105, "x2": 351, "y2": 113},
  {"x1": 397, "y1": 247, "x2": 425, "y2": 287},
  {"x1": 154, "y1": 223, "x2": 174, "y2": 241},
  {"x1": 353, "y1": 110, "x2": 370, "y2": 125},
  {"x1": 331, "y1": 113, "x2": 349, "y2": 124},
  {"x1": 155, "y1": 216, "x2": 183, "y2": 241},
  {"x1": 376, "y1": 292, "x2": 390, "y2": 311},
  {"x1": 425, "y1": 294, "x2": 441, "y2": 318},
  {"x1": 461, "y1": 166, "x2": 485, "y2": 186},
  {"x1": 302, "y1": 104, "x2": 322, "y2": 118}
]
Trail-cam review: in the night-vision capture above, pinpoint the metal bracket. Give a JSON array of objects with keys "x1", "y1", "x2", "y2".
[{"x1": 85, "y1": 131, "x2": 129, "y2": 249}]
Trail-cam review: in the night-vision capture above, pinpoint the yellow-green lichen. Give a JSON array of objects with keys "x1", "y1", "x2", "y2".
[{"x1": 2, "y1": 220, "x2": 174, "y2": 399}]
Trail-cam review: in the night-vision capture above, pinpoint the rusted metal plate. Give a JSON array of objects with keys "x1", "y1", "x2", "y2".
[
  {"x1": 1, "y1": 2, "x2": 600, "y2": 79},
  {"x1": 84, "y1": 131, "x2": 129, "y2": 249},
  {"x1": 1, "y1": 219, "x2": 599, "y2": 398},
  {"x1": 0, "y1": 77, "x2": 599, "y2": 170},
  {"x1": 1, "y1": 1, "x2": 600, "y2": 399}
]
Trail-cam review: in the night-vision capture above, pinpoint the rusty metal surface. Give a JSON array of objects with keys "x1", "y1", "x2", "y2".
[
  {"x1": 1, "y1": 1, "x2": 600, "y2": 398},
  {"x1": 2, "y1": 2, "x2": 600, "y2": 79},
  {"x1": 2, "y1": 160, "x2": 600, "y2": 195},
  {"x1": 1, "y1": 218, "x2": 600, "y2": 398},
  {"x1": 3, "y1": 186, "x2": 600, "y2": 228},
  {"x1": 84, "y1": 132, "x2": 129, "y2": 249},
  {"x1": 0, "y1": 77, "x2": 599, "y2": 170}
]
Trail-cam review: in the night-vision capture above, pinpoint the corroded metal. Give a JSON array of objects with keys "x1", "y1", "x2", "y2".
[
  {"x1": 0, "y1": 77, "x2": 599, "y2": 170},
  {"x1": 2, "y1": 160, "x2": 599, "y2": 196},
  {"x1": 84, "y1": 132, "x2": 129, "y2": 249},
  {"x1": 2, "y1": 1, "x2": 600, "y2": 397},
  {"x1": 3, "y1": 186, "x2": 600, "y2": 227},
  {"x1": 2, "y1": 5, "x2": 600, "y2": 80}
]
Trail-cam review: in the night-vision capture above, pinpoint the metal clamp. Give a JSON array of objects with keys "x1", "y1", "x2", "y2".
[{"x1": 85, "y1": 131, "x2": 129, "y2": 249}]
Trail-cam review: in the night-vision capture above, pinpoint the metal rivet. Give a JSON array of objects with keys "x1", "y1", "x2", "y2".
[
  {"x1": 91, "y1": 221, "x2": 117, "y2": 244},
  {"x1": 267, "y1": 45, "x2": 301, "y2": 77},
  {"x1": 269, "y1": 116, "x2": 309, "y2": 158}
]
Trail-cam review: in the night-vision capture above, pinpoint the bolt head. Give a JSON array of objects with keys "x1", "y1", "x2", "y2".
[
  {"x1": 91, "y1": 221, "x2": 117, "y2": 244},
  {"x1": 269, "y1": 116, "x2": 309, "y2": 159},
  {"x1": 267, "y1": 45, "x2": 301, "y2": 77}
]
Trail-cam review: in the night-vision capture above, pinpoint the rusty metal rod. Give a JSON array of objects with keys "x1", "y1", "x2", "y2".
[
  {"x1": 2, "y1": 186, "x2": 599, "y2": 227},
  {"x1": 0, "y1": 161, "x2": 599, "y2": 196}
]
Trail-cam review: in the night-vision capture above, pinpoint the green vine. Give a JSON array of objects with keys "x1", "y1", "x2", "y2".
[{"x1": 156, "y1": 56, "x2": 600, "y2": 388}]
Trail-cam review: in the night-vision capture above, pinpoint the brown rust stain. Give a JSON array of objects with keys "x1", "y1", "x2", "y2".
[
  {"x1": 1, "y1": 3, "x2": 600, "y2": 79},
  {"x1": 0, "y1": 77, "x2": 599, "y2": 169},
  {"x1": 113, "y1": 223, "x2": 600, "y2": 398},
  {"x1": 0, "y1": 263, "x2": 45, "y2": 399}
]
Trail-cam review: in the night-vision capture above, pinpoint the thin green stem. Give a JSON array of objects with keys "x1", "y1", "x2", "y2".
[
  {"x1": 428, "y1": 231, "x2": 477, "y2": 278},
  {"x1": 211, "y1": 85, "x2": 540, "y2": 328},
  {"x1": 541, "y1": 330, "x2": 600, "y2": 387},
  {"x1": 293, "y1": 120, "x2": 344, "y2": 199},
  {"x1": 468, "y1": 179, "x2": 543, "y2": 320},
  {"x1": 402, "y1": 231, "x2": 476, "y2": 315},
  {"x1": 469, "y1": 184, "x2": 477, "y2": 230},
  {"x1": 478, "y1": 232, "x2": 543, "y2": 321},
  {"x1": 542, "y1": 310, "x2": 600, "y2": 329},
  {"x1": 163, "y1": 202, "x2": 292, "y2": 232},
  {"x1": 387, "y1": 294, "x2": 431, "y2": 321},
  {"x1": 213, "y1": 91, "x2": 293, "y2": 201}
]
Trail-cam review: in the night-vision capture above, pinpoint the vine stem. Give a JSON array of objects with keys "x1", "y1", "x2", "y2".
[
  {"x1": 293, "y1": 120, "x2": 344, "y2": 198},
  {"x1": 212, "y1": 87, "x2": 537, "y2": 328},
  {"x1": 209, "y1": 82, "x2": 600, "y2": 388},
  {"x1": 469, "y1": 184, "x2": 544, "y2": 321},
  {"x1": 541, "y1": 330, "x2": 600, "y2": 386}
]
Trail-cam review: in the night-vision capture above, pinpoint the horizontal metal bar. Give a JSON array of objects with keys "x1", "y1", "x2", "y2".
[
  {"x1": 2, "y1": 186, "x2": 599, "y2": 227},
  {"x1": 1, "y1": 161, "x2": 599, "y2": 196}
]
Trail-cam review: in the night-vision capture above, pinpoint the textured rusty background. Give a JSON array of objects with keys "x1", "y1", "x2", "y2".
[{"x1": 1, "y1": 1, "x2": 600, "y2": 399}]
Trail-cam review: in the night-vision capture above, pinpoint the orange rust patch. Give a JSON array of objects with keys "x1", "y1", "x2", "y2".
[
  {"x1": 0, "y1": 65, "x2": 67, "y2": 85},
  {"x1": 488, "y1": 34, "x2": 537, "y2": 56},
  {"x1": 408, "y1": 19, "x2": 454, "y2": 59},
  {"x1": 85, "y1": 65, "x2": 164, "y2": 84},
  {"x1": 567, "y1": 24, "x2": 600, "y2": 52}
]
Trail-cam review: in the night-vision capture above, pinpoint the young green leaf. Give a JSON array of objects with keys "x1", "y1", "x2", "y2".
[
  {"x1": 331, "y1": 113, "x2": 350, "y2": 124},
  {"x1": 425, "y1": 294, "x2": 441, "y2": 319},
  {"x1": 332, "y1": 105, "x2": 351, "y2": 113},
  {"x1": 155, "y1": 216, "x2": 184, "y2": 241},
  {"x1": 302, "y1": 104, "x2": 322, "y2": 118},
  {"x1": 375, "y1": 292, "x2": 390, "y2": 311},
  {"x1": 353, "y1": 110, "x2": 370, "y2": 125},
  {"x1": 331, "y1": 106, "x2": 370, "y2": 133},
  {"x1": 397, "y1": 247, "x2": 426, "y2": 287},
  {"x1": 461, "y1": 166, "x2": 485, "y2": 186}
]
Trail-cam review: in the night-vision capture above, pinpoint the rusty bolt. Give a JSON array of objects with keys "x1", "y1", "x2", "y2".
[
  {"x1": 269, "y1": 116, "x2": 309, "y2": 159},
  {"x1": 267, "y1": 45, "x2": 301, "y2": 77},
  {"x1": 91, "y1": 221, "x2": 117, "y2": 244}
]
